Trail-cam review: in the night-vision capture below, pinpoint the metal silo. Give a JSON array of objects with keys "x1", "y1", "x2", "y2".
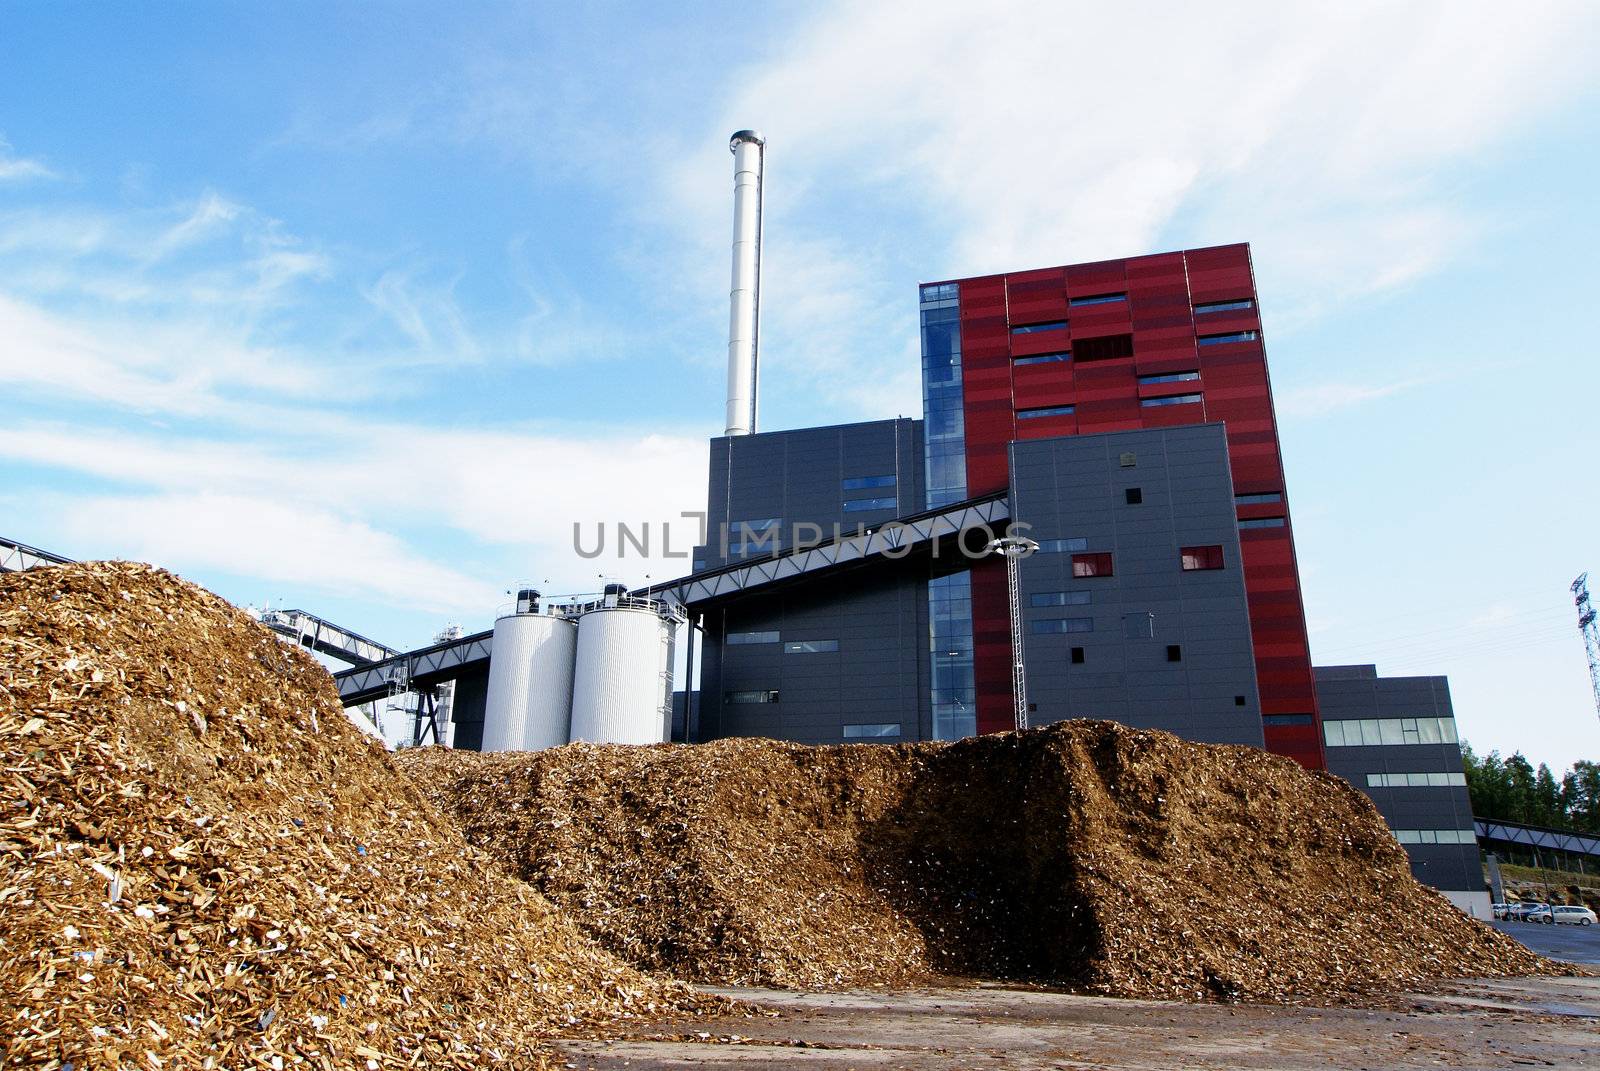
[
  {"x1": 481, "y1": 589, "x2": 577, "y2": 752},
  {"x1": 569, "y1": 588, "x2": 684, "y2": 746}
]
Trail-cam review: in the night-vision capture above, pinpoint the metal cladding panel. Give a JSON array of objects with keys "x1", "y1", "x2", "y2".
[
  {"x1": 571, "y1": 607, "x2": 673, "y2": 746},
  {"x1": 951, "y1": 242, "x2": 1325, "y2": 768},
  {"x1": 481, "y1": 614, "x2": 577, "y2": 752}
]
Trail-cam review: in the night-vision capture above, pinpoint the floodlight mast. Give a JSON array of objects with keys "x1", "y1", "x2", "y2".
[{"x1": 989, "y1": 535, "x2": 1041, "y2": 731}]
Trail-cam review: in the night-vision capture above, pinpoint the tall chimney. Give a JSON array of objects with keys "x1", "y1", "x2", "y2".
[{"x1": 725, "y1": 130, "x2": 765, "y2": 436}]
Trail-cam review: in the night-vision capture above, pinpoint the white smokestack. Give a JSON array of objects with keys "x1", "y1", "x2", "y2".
[{"x1": 725, "y1": 130, "x2": 765, "y2": 436}]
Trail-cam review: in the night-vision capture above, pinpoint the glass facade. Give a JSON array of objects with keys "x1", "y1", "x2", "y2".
[
  {"x1": 921, "y1": 282, "x2": 976, "y2": 741},
  {"x1": 1323, "y1": 716, "x2": 1459, "y2": 746}
]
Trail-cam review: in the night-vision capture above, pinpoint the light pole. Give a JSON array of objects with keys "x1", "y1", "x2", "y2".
[{"x1": 988, "y1": 535, "x2": 1040, "y2": 732}]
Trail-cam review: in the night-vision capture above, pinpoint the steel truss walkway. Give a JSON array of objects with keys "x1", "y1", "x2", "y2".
[
  {"x1": 331, "y1": 490, "x2": 1012, "y2": 708},
  {"x1": 0, "y1": 535, "x2": 74, "y2": 574},
  {"x1": 1475, "y1": 817, "x2": 1600, "y2": 860}
]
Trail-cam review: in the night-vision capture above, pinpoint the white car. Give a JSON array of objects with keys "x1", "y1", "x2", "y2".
[{"x1": 1552, "y1": 905, "x2": 1598, "y2": 926}]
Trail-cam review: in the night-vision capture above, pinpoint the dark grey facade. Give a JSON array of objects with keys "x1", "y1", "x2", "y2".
[
  {"x1": 694, "y1": 418, "x2": 931, "y2": 744},
  {"x1": 1316, "y1": 664, "x2": 1487, "y2": 915},
  {"x1": 1010, "y1": 425, "x2": 1265, "y2": 748}
]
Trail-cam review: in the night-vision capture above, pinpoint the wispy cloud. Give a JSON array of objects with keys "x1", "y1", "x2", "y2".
[
  {"x1": 0, "y1": 137, "x2": 54, "y2": 182},
  {"x1": 1276, "y1": 376, "x2": 1434, "y2": 419}
]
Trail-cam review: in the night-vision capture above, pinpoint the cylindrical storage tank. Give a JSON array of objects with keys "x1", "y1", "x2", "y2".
[
  {"x1": 480, "y1": 611, "x2": 577, "y2": 752},
  {"x1": 570, "y1": 606, "x2": 675, "y2": 746}
]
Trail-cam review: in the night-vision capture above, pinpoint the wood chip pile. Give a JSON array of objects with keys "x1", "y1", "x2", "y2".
[
  {"x1": 0, "y1": 562, "x2": 710, "y2": 1070},
  {"x1": 401, "y1": 725, "x2": 1557, "y2": 1000}
]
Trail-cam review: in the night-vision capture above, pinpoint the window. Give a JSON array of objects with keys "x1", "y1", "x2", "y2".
[
  {"x1": 1392, "y1": 829, "x2": 1476, "y2": 845},
  {"x1": 843, "y1": 497, "x2": 897, "y2": 512},
  {"x1": 692, "y1": 558, "x2": 707, "y2": 573},
  {"x1": 783, "y1": 639, "x2": 839, "y2": 654},
  {"x1": 1013, "y1": 351, "x2": 1071, "y2": 366},
  {"x1": 1118, "y1": 452, "x2": 1137, "y2": 468},
  {"x1": 1166, "y1": 645, "x2": 1182, "y2": 662},
  {"x1": 1366, "y1": 772, "x2": 1468, "y2": 788},
  {"x1": 1180, "y1": 545, "x2": 1224, "y2": 571},
  {"x1": 1030, "y1": 591, "x2": 1091, "y2": 608},
  {"x1": 1234, "y1": 695, "x2": 1247, "y2": 707},
  {"x1": 1238, "y1": 517, "x2": 1286, "y2": 529},
  {"x1": 1197, "y1": 330, "x2": 1259, "y2": 345},
  {"x1": 1072, "y1": 552, "x2": 1114, "y2": 578},
  {"x1": 843, "y1": 723, "x2": 902, "y2": 739},
  {"x1": 1032, "y1": 617, "x2": 1093, "y2": 634},
  {"x1": 1193, "y1": 299, "x2": 1254, "y2": 314},
  {"x1": 732, "y1": 517, "x2": 780, "y2": 532},
  {"x1": 1263, "y1": 714, "x2": 1314, "y2": 726},
  {"x1": 1070, "y1": 292, "x2": 1127, "y2": 307},
  {"x1": 1235, "y1": 492, "x2": 1283, "y2": 505},
  {"x1": 1141, "y1": 393, "x2": 1203, "y2": 407},
  {"x1": 725, "y1": 690, "x2": 779, "y2": 704},
  {"x1": 1323, "y1": 717, "x2": 1459, "y2": 747},
  {"x1": 1124, "y1": 487, "x2": 1143, "y2": 505},
  {"x1": 726, "y1": 630, "x2": 779, "y2": 645},
  {"x1": 1010, "y1": 320, "x2": 1068, "y2": 335},
  {"x1": 1074, "y1": 333, "x2": 1134, "y2": 361},
  {"x1": 920, "y1": 282, "x2": 958, "y2": 302},
  {"x1": 1038, "y1": 537, "x2": 1088, "y2": 553},
  {"x1": 1017, "y1": 404, "x2": 1075, "y2": 419},
  {"x1": 1138, "y1": 371, "x2": 1200, "y2": 385},
  {"x1": 842, "y1": 474, "x2": 896, "y2": 490},
  {"x1": 1070, "y1": 646, "x2": 1086, "y2": 664}
]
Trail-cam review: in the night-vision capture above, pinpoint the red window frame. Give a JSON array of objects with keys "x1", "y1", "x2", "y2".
[
  {"x1": 1180, "y1": 544, "x2": 1225, "y2": 571},
  {"x1": 1071, "y1": 552, "x2": 1114, "y2": 578}
]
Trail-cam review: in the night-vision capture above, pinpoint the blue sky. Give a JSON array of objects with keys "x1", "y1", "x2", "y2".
[{"x1": 3, "y1": 2, "x2": 1599, "y2": 766}]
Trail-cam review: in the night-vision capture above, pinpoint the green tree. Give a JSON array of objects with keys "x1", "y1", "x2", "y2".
[
  {"x1": 1532, "y1": 763, "x2": 1562, "y2": 827},
  {"x1": 1565, "y1": 761, "x2": 1600, "y2": 833}
]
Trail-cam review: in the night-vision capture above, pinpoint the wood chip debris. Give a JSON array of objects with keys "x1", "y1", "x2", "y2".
[
  {"x1": 400, "y1": 720, "x2": 1560, "y2": 1001},
  {"x1": 1, "y1": 562, "x2": 721, "y2": 1070}
]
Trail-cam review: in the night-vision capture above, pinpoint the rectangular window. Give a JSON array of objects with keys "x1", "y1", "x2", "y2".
[
  {"x1": 920, "y1": 282, "x2": 958, "y2": 302},
  {"x1": 1032, "y1": 617, "x2": 1093, "y2": 634},
  {"x1": 1119, "y1": 452, "x2": 1137, "y2": 468},
  {"x1": 1030, "y1": 591, "x2": 1091, "y2": 608},
  {"x1": 692, "y1": 558, "x2": 706, "y2": 573},
  {"x1": 1138, "y1": 371, "x2": 1200, "y2": 385},
  {"x1": 1238, "y1": 517, "x2": 1286, "y2": 529},
  {"x1": 1166, "y1": 645, "x2": 1182, "y2": 662},
  {"x1": 1070, "y1": 292, "x2": 1126, "y2": 307},
  {"x1": 1180, "y1": 545, "x2": 1225, "y2": 571},
  {"x1": 1197, "y1": 330, "x2": 1260, "y2": 346},
  {"x1": 783, "y1": 639, "x2": 839, "y2": 654},
  {"x1": 1010, "y1": 320, "x2": 1068, "y2": 335},
  {"x1": 1013, "y1": 351, "x2": 1071, "y2": 366},
  {"x1": 1038, "y1": 537, "x2": 1089, "y2": 553},
  {"x1": 1263, "y1": 714, "x2": 1314, "y2": 726},
  {"x1": 1072, "y1": 552, "x2": 1114, "y2": 578},
  {"x1": 1141, "y1": 393, "x2": 1203, "y2": 408},
  {"x1": 842, "y1": 475, "x2": 896, "y2": 490},
  {"x1": 1070, "y1": 646, "x2": 1086, "y2": 664},
  {"x1": 1392, "y1": 829, "x2": 1475, "y2": 845},
  {"x1": 725, "y1": 690, "x2": 779, "y2": 704},
  {"x1": 731, "y1": 517, "x2": 780, "y2": 532},
  {"x1": 1124, "y1": 487, "x2": 1143, "y2": 505},
  {"x1": 1323, "y1": 717, "x2": 1458, "y2": 747},
  {"x1": 729, "y1": 541, "x2": 780, "y2": 557},
  {"x1": 843, "y1": 497, "x2": 898, "y2": 512},
  {"x1": 843, "y1": 723, "x2": 902, "y2": 739},
  {"x1": 1366, "y1": 772, "x2": 1468, "y2": 788},
  {"x1": 1193, "y1": 299, "x2": 1255, "y2": 315},
  {"x1": 1235, "y1": 492, "x2": 1283, "y2": 505},
  {"x1": 1074, "y1": 333, "x2": 1134, "y2": 361},
  {"x1": 1017, "y1": 404, "x2": 1075, "y2": 419},
  {"x1": 726, "y1": 630, "x2": 779, "y2": 645}
]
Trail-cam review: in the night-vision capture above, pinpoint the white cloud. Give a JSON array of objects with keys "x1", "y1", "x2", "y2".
[
  {"x1": 1276, "y1": 377, "x2": 1432, "y2": 419},
  {"x1": 0, "y1": 137, "x2": 54, "y2": 182}
]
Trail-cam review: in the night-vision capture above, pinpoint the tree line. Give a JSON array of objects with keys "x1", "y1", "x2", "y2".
[{"x1": 1461, "y1": 742, "x2": 1600, "y2": 833}]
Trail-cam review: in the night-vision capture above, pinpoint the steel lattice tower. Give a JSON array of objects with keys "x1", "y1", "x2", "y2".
[
  {"x1": 1571, "y1": 573, "x2": 1600, "y2": 723},
  {"x1": 990, "y1": 536, "x2": 1040, "y2": 732}
]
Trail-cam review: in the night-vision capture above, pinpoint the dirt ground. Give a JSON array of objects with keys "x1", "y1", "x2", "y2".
[{"x1": 550, "y1": 976, "x2": 1600, "y2": 1070}]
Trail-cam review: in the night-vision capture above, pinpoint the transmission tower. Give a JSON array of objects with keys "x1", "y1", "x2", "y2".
[{"x1": 1571, "y1": 573, "x2": 1600, "y2": 724}]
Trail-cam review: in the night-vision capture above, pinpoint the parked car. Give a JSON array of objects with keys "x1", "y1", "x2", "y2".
[
  {"x1": 1492, "y1": 902, "x2": 1513, "y2": 920},
  {"x1": 1523, "y1": 904, "x2": 1555, "y2": 924},
  {"x1": 1552, "y1": 905, "x2": 1598, "y2": 926},
  {"x1": 1507, "y1": 901, "x2": 1547, "y2": 921}
]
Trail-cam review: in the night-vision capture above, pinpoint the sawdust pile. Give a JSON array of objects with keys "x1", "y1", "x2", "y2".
[
  {"x1": 0, "y1": 562, "x2": 707, "y2": 1070},
  {"x1": 401, "y1": 728, "x2": 1555, "y2": 1000}
]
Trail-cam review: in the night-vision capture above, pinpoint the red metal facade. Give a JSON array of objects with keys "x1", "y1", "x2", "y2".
[{"x1": 947, "y1": 243, "x2": 1325, "y2": 769}]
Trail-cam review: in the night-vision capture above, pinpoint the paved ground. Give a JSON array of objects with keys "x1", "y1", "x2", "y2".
[
  {"x1": 554, "y1": 976, "x2": 1600, "y2": 1070},
  {"x1": 1493, "y1": 919, "x2": 1600, "y2": 964}
]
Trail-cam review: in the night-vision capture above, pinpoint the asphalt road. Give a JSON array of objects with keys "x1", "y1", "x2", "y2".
[{"x1": 1493, "y1": 918, "x2": 1600, "y2": 964}]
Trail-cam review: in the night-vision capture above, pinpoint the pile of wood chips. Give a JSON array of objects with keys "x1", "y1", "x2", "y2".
[
  {"x1": 401, "y1": 722, "x2": 1559, "y2": 1000},
  {"x1": 0, "y1": 562, "x2": 714, "y2": 1070}
]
